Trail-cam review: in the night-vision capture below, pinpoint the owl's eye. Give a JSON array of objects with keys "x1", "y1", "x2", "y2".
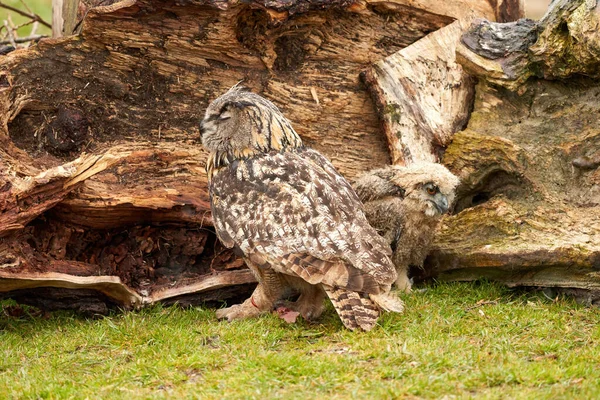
[
  {"x1": 219, "y1": 112, "x2": 231, "y2": 121},
  {"x1": 426, "y1": 185, "x2": 437, "y2": 195}
]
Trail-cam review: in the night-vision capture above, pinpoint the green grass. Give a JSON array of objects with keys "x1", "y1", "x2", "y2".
[
  {"x1": 1, "y1": 281, "x2": 599, "y2": 399},
  {"x1": 0, "y1": 0, "x2": 52, "y2": 38}
]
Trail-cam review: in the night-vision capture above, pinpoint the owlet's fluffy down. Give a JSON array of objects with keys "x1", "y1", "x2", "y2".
[
  {"x1": 354, "y1": 164, "x2": 459, "y2": 292},
  {"x1": 200, "y1": 87, "x2": 403, "y2": 331}
]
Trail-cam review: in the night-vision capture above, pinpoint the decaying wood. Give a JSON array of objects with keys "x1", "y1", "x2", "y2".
[
  {"x1": 425, "y1": 77, "x2": 600, "y2": 292},
  {"x1": 457, "y1": 0, "x2": 600, "y2": 91},
  {"x1": 54, "y1": 144, "x2": 212, "y2": 229},
  {"x1": 357, "y1": 0, "x2": 600, "y2": 298},
  {"x1": 361, "y1": 19, "x2": 475, "y2": 165},
  {"x1": 0, "y1": 153, "x2": 105, "y2": 236},
  {"x1": 2, "y1": 0, "x2": 520, "y2": 311},
  {"x1": 0, "y1": 270, "x2": 142, "y2": 306},
  {"x1": 8, "y1": 0, "x2": 598, "y2": 310}
]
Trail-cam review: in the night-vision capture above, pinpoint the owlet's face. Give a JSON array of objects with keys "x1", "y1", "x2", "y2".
[
  {"x1": 200, "y1": 91, "x2": 254, "y2": 153},
  {"x1": 384, "y1": 162, "x2": 459, "y2": 218},
  {"x1": 412, "y1": 182, "x2": 451, "y2": 217}
]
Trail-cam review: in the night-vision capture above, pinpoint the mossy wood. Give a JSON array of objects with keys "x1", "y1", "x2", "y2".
[
  {"x1": 1, "y1": 0, "x2": 597, "y2": 312},
  {"x1": 426, "y1": 0, "x2": 600, "y2": 301}
]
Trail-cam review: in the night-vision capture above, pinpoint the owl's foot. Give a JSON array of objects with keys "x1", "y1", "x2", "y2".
[
  {"x1": 296, "y1": 293, "x2": 326, "y2": 321},
  {"x1": 274, "y1": 286, "x2": 326, "y2": 322},
  {"x1": 215, "y1": 297, "x2": 264, "y2": 321},
  {"x1": 394, "y1": 273, "x2": 413, "y2": 293}
]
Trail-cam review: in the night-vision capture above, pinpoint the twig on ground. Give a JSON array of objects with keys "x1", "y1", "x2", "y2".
[
  {"x1": 464, "y1": 299, "x2": 499, "y2": 311},
  {"x1": 0, "y1": 34, "x2": 45, "y2": 45}
]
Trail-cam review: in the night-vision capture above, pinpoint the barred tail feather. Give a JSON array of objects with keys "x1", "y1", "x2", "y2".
[
  {"x1": 324, "y1": 286, "x2": 380, "y2": 331},
  {"x1": 280, "y1": 254, "x2": 381, "y2": 293}
]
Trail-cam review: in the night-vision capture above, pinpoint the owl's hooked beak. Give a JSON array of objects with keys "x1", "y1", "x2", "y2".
[{"x1": 433, "y1": 193, "x2": 449, "y2": 214}]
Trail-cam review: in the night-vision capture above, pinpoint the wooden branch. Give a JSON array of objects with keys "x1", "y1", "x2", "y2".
[
  {"x1": 0, "y1": 1, "x2": 52, "y2": 29},
  {"x1": 3, "y1": 21, "x2": 16, "y2": 48},
  {"x1": 0, "y1": 34, "x2": 45, "y2": 44},
  {"x1": 148, "y1": 270, "x2": 256, "y2": 303},
  {"x1": 0, "y1": 270, "x2": 143, "y2": 307},
  {"x1": 0, "y1": 269, "x2": 257, "y2": 310}
]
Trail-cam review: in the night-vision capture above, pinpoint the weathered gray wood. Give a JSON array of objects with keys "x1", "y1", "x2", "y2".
[
  {"x1": 361, "y1": 20, "x2": 475, "y2": 165},
  {"x1": 457, "y1": 0, "x2": 600, "y2": 90}
]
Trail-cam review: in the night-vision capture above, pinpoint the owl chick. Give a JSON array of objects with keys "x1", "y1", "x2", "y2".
[
  {"x1": 200, "y1": 87, "x2": 404, "y2": 331},
  {"x1": 353, "y1": 163, "x2": 459, "y2": 292}
]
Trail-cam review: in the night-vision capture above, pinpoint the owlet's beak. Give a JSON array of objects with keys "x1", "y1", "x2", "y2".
[{"x1": 434, "y1": 193, "x2": 449, "y2": 214}]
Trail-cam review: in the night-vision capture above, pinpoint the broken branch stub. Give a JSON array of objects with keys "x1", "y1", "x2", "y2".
[{"x1": 361, "y1": 20, "x2": 476, "y2": 165}]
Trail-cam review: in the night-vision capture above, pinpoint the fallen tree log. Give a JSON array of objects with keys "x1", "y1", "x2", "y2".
[
  {"x1": 4, "y1": 0, "x2": 597, "y2": 312},
  {"x1": 1, "y1": 0, "x2": 521, "y2": 312}
]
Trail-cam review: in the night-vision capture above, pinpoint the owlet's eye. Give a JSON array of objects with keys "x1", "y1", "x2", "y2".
[
  {"x1": 426, "y1": 185, "x2": 437, "y2": 195},
  {"x1": 219, "y1": 111, "x2": 232, "y2": 121}
]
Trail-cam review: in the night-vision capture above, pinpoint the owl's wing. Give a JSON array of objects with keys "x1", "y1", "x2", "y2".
[
  {"x1": 353, "y1": 167, "x2": 407, "y2": 203},
  {"x1": 362, "y1": 198, "x2": 406, "y2": 253},
  {"x1": 210, "y1": 147, "x2": 396, "y2": 288}
]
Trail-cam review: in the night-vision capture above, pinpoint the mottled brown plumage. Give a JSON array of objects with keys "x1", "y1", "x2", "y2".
[
  {"x1": 200, "y1": 87, "x2": 403, "y2": 331},
  {"x1": 354, "y1": 163, "x2": 460, "y2": 292}
]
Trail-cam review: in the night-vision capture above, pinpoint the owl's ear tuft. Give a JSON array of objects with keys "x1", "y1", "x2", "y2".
[{"x1": 225, "y1": 81, "x2": 248, "y2": 94}]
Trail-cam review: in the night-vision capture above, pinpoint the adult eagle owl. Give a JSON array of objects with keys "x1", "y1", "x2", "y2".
[
  {"x1": 353, "y1": 163, "x2": 459, "y2": 292},
  {"x1": 200, "y1": 87, "x2": 403, "y2": 331}
]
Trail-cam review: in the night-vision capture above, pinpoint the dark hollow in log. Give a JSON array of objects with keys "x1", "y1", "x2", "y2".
[{"x1": 426, "y1": 77, "x2": 600, "y2": 294}]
